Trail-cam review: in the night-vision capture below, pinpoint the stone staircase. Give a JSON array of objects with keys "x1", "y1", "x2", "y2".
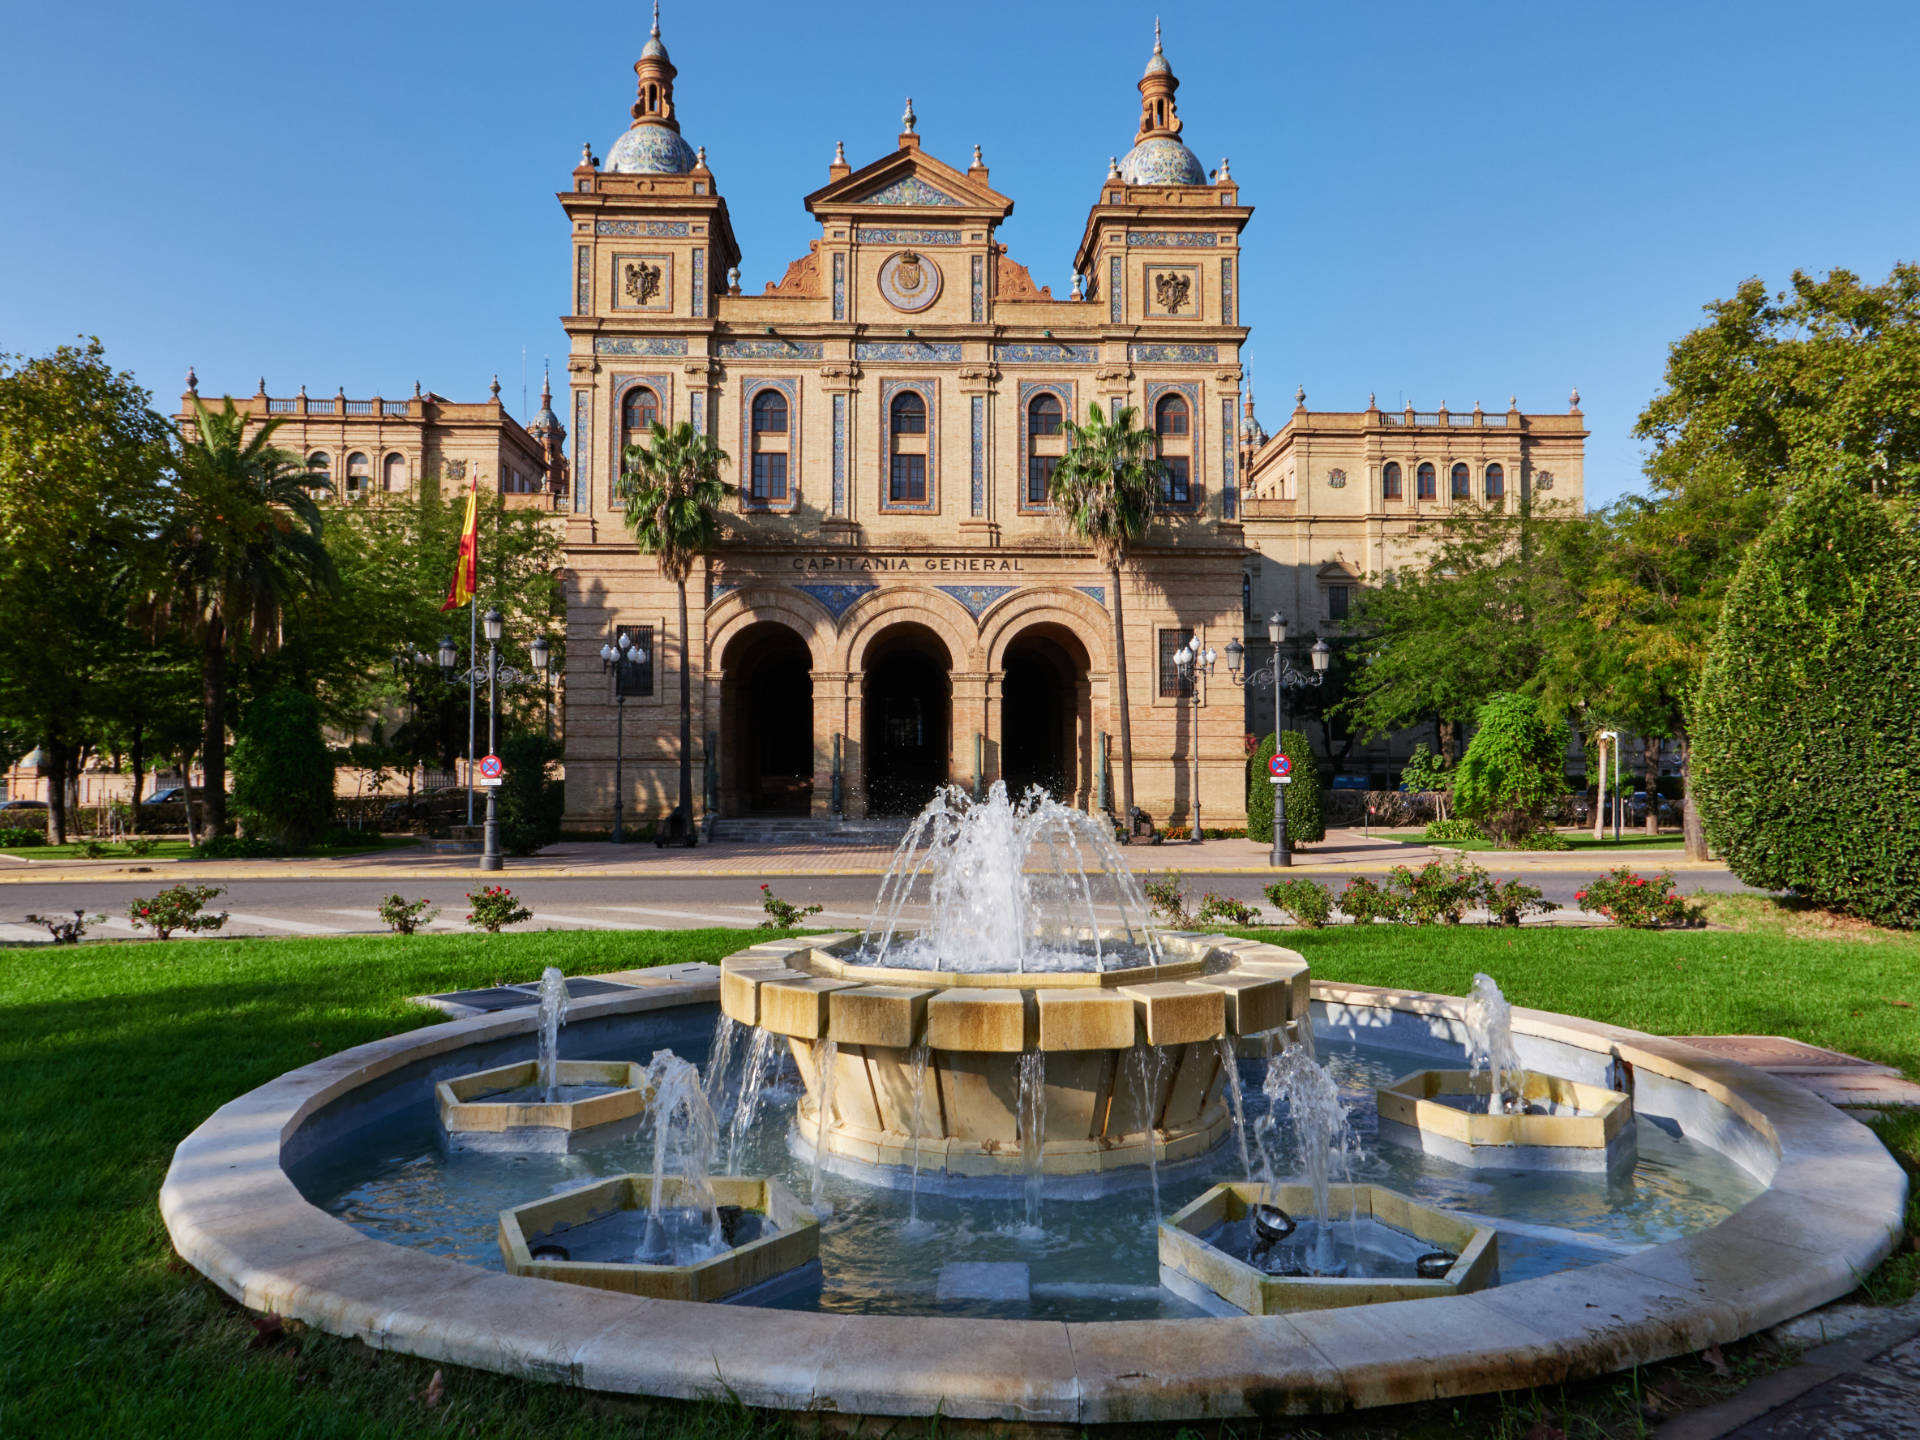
[{"x1": 705, "y1": 816, "x2": 911, "y2": 847}]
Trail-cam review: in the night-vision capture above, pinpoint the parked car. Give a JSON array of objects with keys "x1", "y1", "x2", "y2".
[
  {"x1": 143, "y1": 787, "x2": 202, "y2": 805},
  {"x1": 0, "y1": 798, "x2": 48, "y2": 811},
  {"x1": 1330, "y1": 775, "x2": 1370, "y2": 791}
]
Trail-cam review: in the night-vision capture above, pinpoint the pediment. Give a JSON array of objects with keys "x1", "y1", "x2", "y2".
[
  {"x1": 806, "y1": 147, "x2": 1012, "y2": 220},
  {"x1": 1316, "y1": 559, "x2": 1363, "y2": 580}
]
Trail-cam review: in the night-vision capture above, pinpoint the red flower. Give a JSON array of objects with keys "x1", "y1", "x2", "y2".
[{"x1": 1574, "y1": 891, "x2": 1586, "y2": 901}]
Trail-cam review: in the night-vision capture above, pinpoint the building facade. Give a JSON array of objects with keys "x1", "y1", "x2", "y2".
[{"x1": 549, "y1": 15, "x2": 1587, "y2": 828}]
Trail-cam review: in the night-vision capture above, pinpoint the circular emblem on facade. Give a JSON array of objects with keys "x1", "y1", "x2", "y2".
[
  {"x1": 1327, "y1": 468, "x2": 1347, "y2": 489},
  {"x1": 878, "y1": 250, "x2": 943, "y2": 312}
]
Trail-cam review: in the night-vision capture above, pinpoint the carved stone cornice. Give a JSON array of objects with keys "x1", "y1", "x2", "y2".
[
  {"x1": 817, "y1": 364, "x2": 861, "y2": 391},
  {"x1": 1096, "y1": 365, "x2": 1133, "y2": 383}
]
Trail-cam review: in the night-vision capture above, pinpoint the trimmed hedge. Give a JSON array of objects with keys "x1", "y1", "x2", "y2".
[
  {"x1": 1693, "y1": 482, "x2": 1920, "y2": 928},
  {"x1": 1246, "y1": 733, "x2": 1278, "y2": 844},
  {"x1": 1279, "y1": 729, "x2": 1325, "y2": 845}
]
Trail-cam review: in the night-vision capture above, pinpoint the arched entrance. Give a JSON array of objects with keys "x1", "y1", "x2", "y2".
[
  {"x1": 861, "y1": 624, "x2": 951, "y2": 816},
  {"x1": 720, "y1": 622, "x2": 813, "y2": 815},
  {"x1": 1000, "y1": 625, "x2": 1091, "y2": 803}
]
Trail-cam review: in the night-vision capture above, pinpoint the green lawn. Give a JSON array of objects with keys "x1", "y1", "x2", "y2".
[
  {"x1": 2, "y1": 914, "x2": 1914, "y2": 1438},
  {"x1": 0, "y1": 834, "x2": 420, "y2": 861},
  {"x1": 1390, "y1": 832, "x2": 1688, "y2": 852}
]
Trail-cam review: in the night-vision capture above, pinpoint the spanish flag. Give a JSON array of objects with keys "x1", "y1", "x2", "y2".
[{"x1": 439, "y1": 481, "x2": 479, "y2": 611}]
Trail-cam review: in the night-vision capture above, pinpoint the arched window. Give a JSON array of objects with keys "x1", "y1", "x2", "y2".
[
  {"x1": 1154, "y1": 394, "x2": 1189, "y2": 437},
  {"x1": 1026, "y1": 393, "x2": 1064, "y2": 505},
  {"x1": 1451, "y1": 462, "x2": 1470, "y2": 499},
  {"x1": 382, "y1": 452, "x2": 407, "y2": 491},
  {"x1": 1382, "y1": 461, "x2": 1403, "y2": 499},
  {"x1": 346, "y1": 451, "x2": 370, "y2": 494},
  {"x1": 890, "y1": 391, "x2": 926, "y2": 435},
  {"x1": 620, "y1": 386, "x2": 659, "y2": 454},
  {"x1": 1154, "y1": 390, "x2": 1194, "y2": 505},
  {"x1": 888, "y1": 390, "x2": 928, "y2": 504},
  {"x1": 751, "y1": 390, "x2": 788, "y2": 434},
  {"x1": 306, "y1": 450, "x2": 331, "y2": 483},
  {"x1": 1416, "y1": 461, "x2": 1436, "y2": 500},
  {"x1": 1485, "y1": 462, "x2": 1505, "y2": 500},
  {"x1": 747, "y1": 387, "x2": 790, "y2": 505}
]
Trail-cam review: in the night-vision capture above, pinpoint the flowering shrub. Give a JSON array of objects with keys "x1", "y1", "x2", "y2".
[
  {"x1": 1264, "y1": 878, "x2": 1335, "y2": 928},
  {"x1": 24, "y1": 909, "x2": 106, "y2": 944},
  {"x1": 465, "y1": 885, "x2": 532, "y2": 934},
  {"x1": 1482, "y1": 877, "x2": 1557, "y2": 927},
  {"x1": 128, "y1": 885, "x2": 228, "y2": 940},
  {"x1": 1337, "y1": 875, "x2": 1405, "y2": 925},
  {"x1": 1576, "y1": 869, "x2": 1703, "y2": 929},
  {"x1": 1398, "y1": 862, "x2": 1483, "y2": 925},
  {"x1": 1196, "y1": 892, "x2": 1262, "y2": 927},
  {"x1": 379, "y1": 894, "x2": 440, "y2": 935},
  {"x1": 758, "y1": 883, "x2": 824, "y2": 929},
  {"x1": 1144, "y1": 872, "x2": 1191, "y2": 926}
]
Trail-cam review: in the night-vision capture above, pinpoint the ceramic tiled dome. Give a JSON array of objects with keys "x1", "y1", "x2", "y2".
[
  {"x1": 1120, "y1": 136, "x2": 1207, "y2": 185},
  {"x1": 607, "y1": 122, "x2": 697, "y2": 175}
]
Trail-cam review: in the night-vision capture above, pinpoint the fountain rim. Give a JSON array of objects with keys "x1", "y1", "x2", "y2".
[{"x1": 160, "y1": 962, "x2": 1908, "y2": 1424}]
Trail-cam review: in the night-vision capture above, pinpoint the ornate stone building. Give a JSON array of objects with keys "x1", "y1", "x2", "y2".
[{"x1": 559, "y1": 14, "x2": 1585, "y2": 828}]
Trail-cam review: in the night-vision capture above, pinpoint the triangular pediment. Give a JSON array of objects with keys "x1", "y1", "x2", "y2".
[{"x1": 806, "y1": 146, "x2": 1013, "y2": 220}]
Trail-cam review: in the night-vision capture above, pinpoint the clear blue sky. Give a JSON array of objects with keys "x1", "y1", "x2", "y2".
[{"x1": 3, "y1": 0, "x2": 1916, "y2": 506}]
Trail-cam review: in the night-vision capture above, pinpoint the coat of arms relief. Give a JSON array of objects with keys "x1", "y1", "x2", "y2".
[
  {"x1": 623, "y1": 260, "x2": 663, "y2": 306},
  {"x1": 1153, "y1": 270, "x2": 1192, "y2": 313}
]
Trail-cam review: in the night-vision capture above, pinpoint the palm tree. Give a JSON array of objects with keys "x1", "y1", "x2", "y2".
[
  {"x1": 158, "y1": 399, "x2": 336, "y2": 834},
  {"x1": 1049, "y1": 403, "x2": 1162, "y2": 834},
  {"x1": 617, "y1": 419, "x2": 731, "y2": 845}
]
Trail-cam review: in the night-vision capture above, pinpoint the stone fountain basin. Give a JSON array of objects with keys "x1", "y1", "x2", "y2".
[
  {"x1": 1377, "y1": 1069, "x2": 1635, "y2": 1173},
  {"x1": 1160, "y1": 1181, "x2": 1498, "y2": 1316},
  {"x1": 435, "y1": 1059, "x2": 650, "y2": 1154},
  {"x1": 728, "y1": 933, "x2": 1309, "y2": 1176},
  {"x1": 497, "y1": 1174, "x2": 820, "y2": 1304}
]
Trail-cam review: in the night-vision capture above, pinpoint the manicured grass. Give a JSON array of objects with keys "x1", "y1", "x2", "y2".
[
  {"x1": 1390, "y1": 832, "x2": 1688, "y2": 852},
  {"x1": 2, "y1": 914, "x2": 1913, "y2": 1438}
]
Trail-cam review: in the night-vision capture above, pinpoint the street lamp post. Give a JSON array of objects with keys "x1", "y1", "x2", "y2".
[
  {"x1": 479, "y1": 608, "x2": 504, "y2": 871},
  {"x1": 1171, "y1": 634, "x2": 1218, "y2": 844},
  {"x1": 1225, "y1": 614, "x2": 1332, "y2": 868},
  {"x1": 599, "y1": 630, "x2": 650, "y2": 844},
  {"x1": 529, "y1": 634, "x2": 552, "y2": 741}
]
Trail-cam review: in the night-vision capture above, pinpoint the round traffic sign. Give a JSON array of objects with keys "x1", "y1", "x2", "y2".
[
  {"x1": 478, "y1": 754, "x2": 504, "y2": 780},
  {"x1": 1268, "y1": 753, "x2": 1292, "y2": 778}
]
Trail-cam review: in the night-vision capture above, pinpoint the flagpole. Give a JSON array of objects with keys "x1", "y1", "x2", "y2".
[{"x1": 467, "y1": 478, "x2": 478, "y2": 828}]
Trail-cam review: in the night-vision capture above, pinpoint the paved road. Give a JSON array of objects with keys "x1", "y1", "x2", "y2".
[{"x1": 0, "y1": 864, "x2": 1758, "y2": 945}]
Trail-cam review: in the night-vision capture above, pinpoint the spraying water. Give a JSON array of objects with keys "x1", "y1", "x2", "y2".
[
  {"x1": 636, "y1": 1049, "x2": 722, "y2": 1264},
  {"x1": 536, "y1": 967, "x2": 570, "y2": 1103},
  {"x1": 726, "y1": 1026, "x2": 782, "y2": 1174},
  {"x1": 905, "y1": 1040, "x2": 931, "y2": 1230},
  {"x1": 808, "y1": 1037, "x2": 838, "y2": 1215},
  {"x1": 1263, "y1": 1041, "x2": 1357, "y2": 1274},
  {"x1": 1216, "y1": 1035, "x2": 1255, "y2": 1188},
  {"x1": 1129, "y1": 1042, "x2": 1168, "y2": 1223},
  {"x1": 1018, "y1": 1050, "x2": 1047, "y2": 1231},
  {"x1": 703, "y1": 1014, "x2": 741, "y2": 1123},
  {"x1": 1464, "y1": 973, "x2": 1527, "y2": 1115},
  {"x1": 861, "y1": 782, "x2": 1162, "y2": 973}
]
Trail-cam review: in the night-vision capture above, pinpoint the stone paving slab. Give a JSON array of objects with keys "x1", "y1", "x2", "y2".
[{"x1": 1675, "y1": 1035, "x2": 1920, "y2": 1109}]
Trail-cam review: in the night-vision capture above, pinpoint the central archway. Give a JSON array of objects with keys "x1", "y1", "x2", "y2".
[
  {"x1": 720, "y1": 622, "x2": 814, "y2": 815},
  {"x1": 861, "y1": 623, "x2": 951, "y2": 816},
  {"x1": 1000, "y1": 624, "x2": 1091, "y2": 803}
]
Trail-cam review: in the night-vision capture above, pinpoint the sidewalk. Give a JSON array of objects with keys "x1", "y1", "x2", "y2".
[{"x1": 0, "y1": 826, "x2": 1719, "y2": 884}]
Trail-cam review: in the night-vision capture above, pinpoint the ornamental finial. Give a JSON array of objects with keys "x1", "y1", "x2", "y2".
[
  {"x1": 185, "y1": 365, "x2": 197, "y2": 394},
  {"x1": 651, "y1": 0, "x2": 660, "y2": 38},
  {"x1": 901, "y1": 96, "x2": 917, "y2": 134}
]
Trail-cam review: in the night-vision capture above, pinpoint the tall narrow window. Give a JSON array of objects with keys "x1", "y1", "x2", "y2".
[
  {"x1": 888, "y1": 391, "x2": 929, "y2": 504},
  {"x1": 1242, "y1": 573, "x2": 1253, "y2": 619},
  {"x1": 1159, "y1": 455, "x2": 1191, "y2": 504},
  {"x1": 345, "y1": 452, "x2": 370, "y2": 493},
  {"x1": 748, "y1": 389, "x2": 790, "y2": 504},
  {"x1": 1026, "y1": 392, "x2": 1063, "y2": 505},
  {"x1": 1451, "y1": 462, "x2": 1470, "y2": 499},
  {"x1": 1416, "y1": 462, "x2": 1436, "y2": 500},
  {"x1": 383, "y1": 452, "x2": 407, "y2": 491},
  {"x1": 1158, "y1": 628, "x2": 1196, "y2": 697},
  {"x1": 621, "y1": 386, "x2": 659, "y2": 455},
  {"x1": 1328, "y1": 585, "x2": 1351, "y2": 621},
  {"x1": 1154, "y1": 391, "x2": 1194, "y2": 505},
  {"x1": 1485, "y1": 462, "x2": 1504, "y2": 500},
  {"x1": 1154, "y1": 394, "x2": 1189, "y2": 436},
  {"x1": 1382, "y1": 461, "x2": 1403, "y2": 499}
]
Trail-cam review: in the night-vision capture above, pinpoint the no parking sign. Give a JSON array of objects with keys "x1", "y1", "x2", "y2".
[
  {"x1": 477, "y1": 754, "x2": 504, "y2": 787},
  {"x1": 1268, "y1": 753, "x2": 1292, "y2": 782}
]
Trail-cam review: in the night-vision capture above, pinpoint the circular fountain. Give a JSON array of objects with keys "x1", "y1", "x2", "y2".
[{"x1": 717, "y1": 785, "x2": 1308, "y2": 1181}]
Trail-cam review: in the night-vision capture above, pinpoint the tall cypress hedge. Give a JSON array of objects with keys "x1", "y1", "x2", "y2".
[
  {"x1": 1693, "y1": 483, "x2": 1920, "y2": 927},
  {"x1": 1279, "y1": 729, "x2": 1325, "y2": 845}
]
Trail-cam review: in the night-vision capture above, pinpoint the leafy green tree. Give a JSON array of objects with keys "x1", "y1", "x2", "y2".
[
  {"x1": 495, "y1": 730, "x2": 563, "y2": 855},
  {"x1": 1246, "y1": 733, "x2": 1277, "y2": 844},
  {"x1": 617, "y1": 420, "x2": 730, "y2": 842},
  {"x1": 1636, "y1": 264, "x2": 1920, "y2": 502},
  {"x1": 1453, "y1": 692, "x2": 1570, "y2": 846},
  {"x1": 0, "y1": 340, "x2": 170, "y2": 843},
  {"x1": 1279, "y1": 729, "x2": 1324, "y2": 845},
  {"x1": 1050, "y1": 403, "x2": 1161, "y2": 830},
  {"x1": 230, "y1": 686, "x2": 334, "y2": 849},
  {"x1": 1399, "y1": 742, "x2": 1454, "y2": 820},
  {"x1": 1692, "y1": 483, "x2": 1919, "y2": 928},
  {"x1": 155, "y1": 399, "x2": 337, "y2": 834}
]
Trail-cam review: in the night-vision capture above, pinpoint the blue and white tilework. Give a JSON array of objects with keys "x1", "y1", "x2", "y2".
[
  {"x1": 1125, "y1": 230, "x2": 1219, "y2": 247},
  {"x1": 970, "y1": 255, "x2": 984, "y2": 323},
  {"x1": 572, "y1": 391, "x2": 589, "y2": 513},
  {"x1": 856, "y1": 176, "x2": 961, "y2": 206},
  {"x1": 1018, "y1": 379, "x2": 1074, "y2": 511},
  {"x1": 832, "y1": 252, "x2": 846, "y2": 321},
  {"x1": 690, "y1": 392, "x2": 705, "y2": 435},
  {"x1": 1109, "y1": 256, "x2": 1123, "y2": 323},
  {"x1": 1117, "y1": 138, "x2": 1207, "y2": 185},
  {"x1": 795, "y1": 583, "x2": 875, "y2": 621},
  {"x1": 716, "y1": 339, "x2": 824, "y2": 360},
  {"x1": 595, "y1": 218, "x2": 692, "y2": 237},
  {"x1": 1075, "y1": 586, "x2": 1106, "y2": 606},
  {"x1": 856, "y1": 341, "x2": 961, "y2": 363},
  {"x1": 605, "y1": 125, "x2": 697, "y2": 176},
  {"x1": 1220, "y1": 396, "x2": 1236, "y2": 518},
  {"x1": 596, "y1": 337, "x2": 688, "y2": 357},
  {"x1": 1221, "y1": 257, "x2": 1234, "y2": 325},
  {"x1": 856, "y1": 227, "x2": 961, "y2": 246},
  {"x1": 576, "y1": 246, "x2": 591, "y2": 315},
  {"x1": 691, "y1": 249, "x2": 705, "y2": 318},
  {"x1": 880, "y1": 379, "x2": 938, "y2": 509},
  {"x1": 995, "y1": 343, "x2": 1099, "y2": 364},
  {"x1": 831, "y1": 393, "x2": 846, "y2": 515},
  {"x1": 1130, "y1": 343, "x2": 1219, "y2": 363},
  {"x1": 935, "y1": 584, "x2": 1017, "y2": 618},
  {"x1": 970, "y1": 396, "x2": 983, "y2": 515}
]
